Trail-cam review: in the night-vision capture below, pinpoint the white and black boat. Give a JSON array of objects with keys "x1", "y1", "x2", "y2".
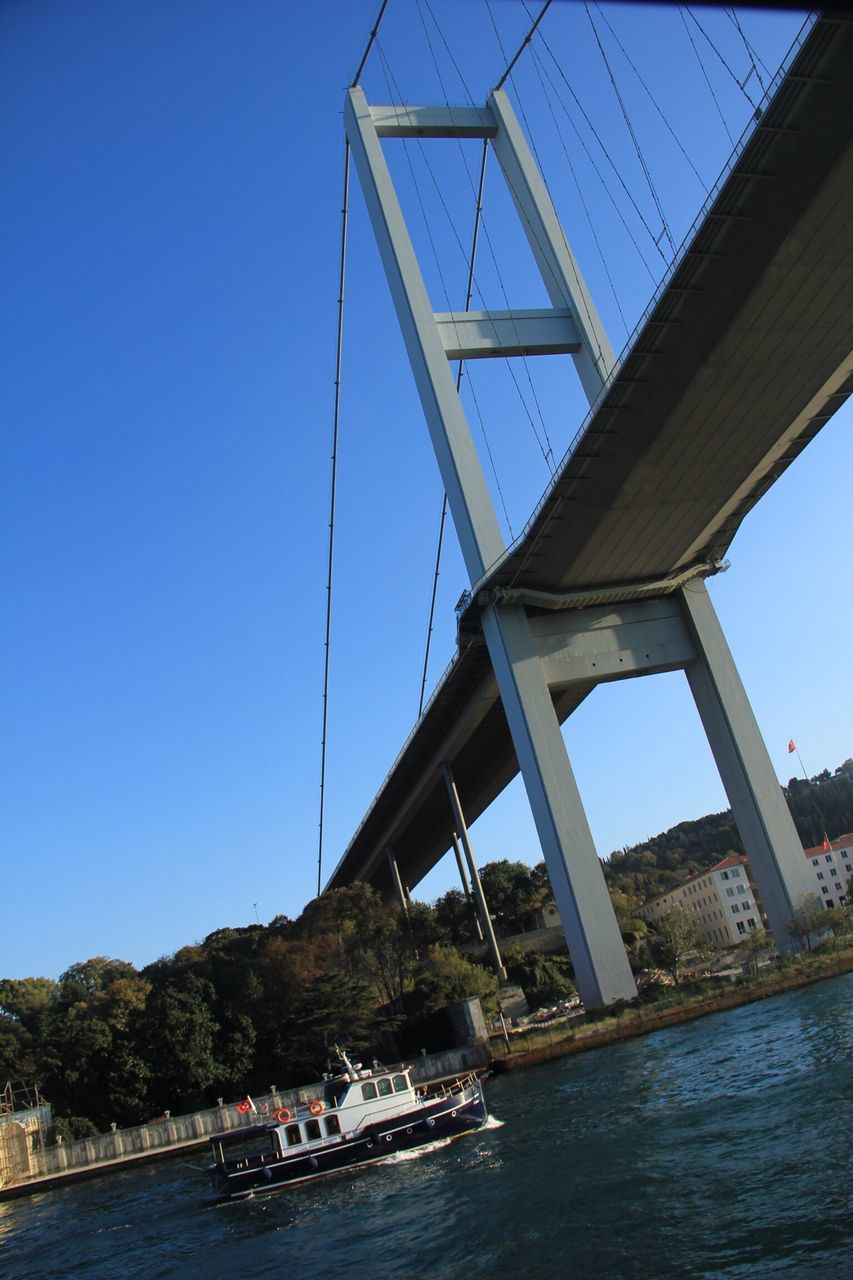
[{"x1": 204, "y1": 1052, "x2": 488, "y2": 1202}]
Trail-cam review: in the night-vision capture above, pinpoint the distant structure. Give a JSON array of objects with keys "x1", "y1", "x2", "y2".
[
  {"x1": 637, "y1": 855, "x2": 762, "y2": 948},
  {"x1": 637, "y1": 837, "x2": 853, "y2": 947},
  {"x1": 0, "y1": 1083, "x2": 52, "y2": 1189},
  {"x1": 803, "y1": 834, "x2": 853, "y2": 911}
]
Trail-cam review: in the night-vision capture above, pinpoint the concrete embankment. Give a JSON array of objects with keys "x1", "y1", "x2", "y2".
[
  {"x1": 0, "y1": 1045, "x2": 487, "y2": 1201},
  {"x1": 490, "y1": 947, "x2": 853, "y2": 1072}
]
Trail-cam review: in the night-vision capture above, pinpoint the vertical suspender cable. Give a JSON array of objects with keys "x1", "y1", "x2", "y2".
[
  {"x1": 418, "y1": 141, "x2": 489, "y2": 718},
  {"x1": 317, "y1": 141, "x2": 350, "y2": 897}
]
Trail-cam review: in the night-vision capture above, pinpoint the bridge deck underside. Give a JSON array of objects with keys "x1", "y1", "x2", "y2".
[{"x1": 328, "y1": 15, "x2": 853, "y2": 901}]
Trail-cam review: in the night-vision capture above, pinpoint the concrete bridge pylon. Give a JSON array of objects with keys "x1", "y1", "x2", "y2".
[{"x1": 344, "y1": 81, "x2": 819, "y2": 1006}]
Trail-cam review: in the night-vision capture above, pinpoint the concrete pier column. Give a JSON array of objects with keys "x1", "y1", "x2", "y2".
[
  {"x1": 385, "y1": 846, "x2": 411, "y2": 925},
  {"x1": 680, "y1": 579, "x2": 817, "y2": 947},
  {"x1": 443, "y1": 764, "x2": 507, "y2": 981},
  {"x1": 481, "y1": 603, "x2": 637, "y2": 1006},
  {"x1": 451, "y1": 830, "x2": 484, "y2": 940}
]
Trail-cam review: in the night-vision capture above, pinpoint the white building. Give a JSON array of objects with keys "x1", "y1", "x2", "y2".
[
  {"x1": 803, "y1": 833, "x2": 853, "y2": 909},
  {"x1": 637, "y1": 855, "x2": 761, "y2": 947}
]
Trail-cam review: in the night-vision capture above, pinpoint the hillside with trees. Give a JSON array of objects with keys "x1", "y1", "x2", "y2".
[{"x1": 1, "y1": 760, "x2": 849, "y2": 1134}]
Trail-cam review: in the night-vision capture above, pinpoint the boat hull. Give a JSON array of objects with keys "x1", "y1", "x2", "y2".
[{"x1": 205, "y1": 1088, "x2": 487, "y2": 1202}]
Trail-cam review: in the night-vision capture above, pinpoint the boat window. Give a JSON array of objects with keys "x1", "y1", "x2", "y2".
[
  {"x1": 305, "y1": 1118, "x2": 321, "y2": 1141},
  {"x1": 285, "y1": 1124, "x2": 302, "y2": 1147},
  {"x1": 377, "y1": 1078, "x2": 393, "y2": 1097},
  {"x1": 393, "y1": 1075, "x2": 408, "y2": 1093},
  {"x1": 361, "y1": 1082, "x2": 377, "y2": 1100},
  {"x1": 324, "y1": 1114, "x2": 341, "y2": 1136}
]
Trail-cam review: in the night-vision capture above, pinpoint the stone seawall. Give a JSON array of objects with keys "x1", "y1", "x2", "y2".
[
  {"x1": 490, "y1": 949, "x2": 853, "y2": 1072},
  {"x1": 0, "y1": 1045, "x2": 487, "y2": 1200}
]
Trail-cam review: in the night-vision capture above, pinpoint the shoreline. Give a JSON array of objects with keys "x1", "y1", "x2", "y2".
[
  {"x1": 3, "y1": 949, "x2": 850, "y2": 1201},
  {"x1": 489, "y1": 947, "x2": 853, "y2": 1072}
]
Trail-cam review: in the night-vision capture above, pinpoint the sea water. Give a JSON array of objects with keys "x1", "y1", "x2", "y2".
[{"x1": 1, "y1": 974, "x2": 849, "y2": 1280}]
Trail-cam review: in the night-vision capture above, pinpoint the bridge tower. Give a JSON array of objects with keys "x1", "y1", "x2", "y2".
[{"x1": 345, "y1": 86, "x2": 816, "y2": 1007}]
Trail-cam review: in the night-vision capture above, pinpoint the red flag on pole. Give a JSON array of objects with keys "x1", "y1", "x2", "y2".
[
  {"x1": 822, "y1": 835, "x2": 831, "y2": 852},
  {"x1": 787, "y1": 739, "x2": 796, "y2": 753}
]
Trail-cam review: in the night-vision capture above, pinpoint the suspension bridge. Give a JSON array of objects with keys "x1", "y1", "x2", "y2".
[{"x1": 320, "y1": 7, "x2": 853, "y2": 1008}]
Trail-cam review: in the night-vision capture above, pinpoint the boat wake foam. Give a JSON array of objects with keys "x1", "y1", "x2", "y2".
[
  {"x1": 482, "y1": 1114, "x2": 505, "y2": 1129},
  {"x1": 379, "y1": 1137, "x2": 454, "y2": 1164}
]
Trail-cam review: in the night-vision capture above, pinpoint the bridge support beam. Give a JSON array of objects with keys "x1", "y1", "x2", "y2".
[
  {"x1": 443, "y1": 766, "x2": 507, "y2": 982},
  {"x1": 385, "y1": 847, "x2": 410, "y2": 925},
  {"x1": 680, "y1": 579, "x2": 817, "y2": 947},
  {"x1": 482, "y1": 604, "x2": 637, "y2": 1007},
  {"x1": 451, "y1": 831, "x2": 484, "y2": 941}
]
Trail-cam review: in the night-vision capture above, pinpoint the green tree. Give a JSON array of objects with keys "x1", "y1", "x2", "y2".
[
  {"x1": 737, "y1": 926, "x2": 774, "y2": 974},
  {"x1": 283, "y1": 970, "x2": 377, "y2": 1077},
  {"x1": 649, "y1": 909, "x2": 700, "y2": 985},
  {"x1": 405, "y1": 945, "x2": 498, "y2": 1022},
  {"x1": 479, "y1": 860, "x2": 541, "y2": 935},
  {"x1": 787, "y1": 893, "x2": 827, "y2": 952},
  {"x1": 40, "y1": 958, "x2": 150, "y2": 1128},
  {"x1": 822, "y1": 904, "x2": 851, "y2": 938},
  {"x1": 143, "y1": 972, "x2": 221, "y2": 1112}
]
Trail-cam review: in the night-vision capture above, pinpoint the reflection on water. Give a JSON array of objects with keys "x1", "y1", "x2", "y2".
[{"x1": 1, "y1": 974, "x2": 850, "y2": 1280}]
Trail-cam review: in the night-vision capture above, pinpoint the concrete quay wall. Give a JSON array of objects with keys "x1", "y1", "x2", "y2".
[{"x1": 0, "y1": 1046, "x2": 487, "y2": 1199}]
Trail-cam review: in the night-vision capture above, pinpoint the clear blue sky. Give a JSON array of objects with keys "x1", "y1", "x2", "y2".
[{"x1": 2, "y1": 2, "x2": 849, "y2": 981}]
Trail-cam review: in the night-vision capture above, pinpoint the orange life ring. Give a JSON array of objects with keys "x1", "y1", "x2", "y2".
[
  {"x1": 309, "y1": 1100, "x2": 324, "y2": 1116},
  {"x1": 275, "y1": 1108, "x2": 291, "y2": 1123}
]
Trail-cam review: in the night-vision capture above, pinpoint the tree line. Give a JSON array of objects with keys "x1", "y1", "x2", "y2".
[{"x1": 2, "y1": 760, "x2": 849, "y2": 1136}]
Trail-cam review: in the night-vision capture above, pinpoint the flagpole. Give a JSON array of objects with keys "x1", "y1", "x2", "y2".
[
  {"x1": 788, "y1": 738, "x2": 833, "y2": 854},
  {"x1": 788, "y1": 738, "x2": 809, "y2": 782}
]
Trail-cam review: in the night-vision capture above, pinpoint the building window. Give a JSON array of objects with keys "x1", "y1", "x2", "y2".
[
  {"x1": 362, "y1": 1083, "x2": 377, "y2": 1100},
  {"x1": 817, "y1": 872, "x2": 825, "y2": 880},
  {"x1": 736, "y1": 921, "x2": 746, "y2": 935},
  {"x1": 830, "y1": 869, "x2": 838, "y2": 877},
  {"x1": 721, "y1": 871, "x2": 730, "y2": 880},
  {"x1": 731, "y1": 904, "x2": 740, "y2": 913},
  {"x1": 737, "y1": 885, "x2": 746, "y2": 895},
  {"x1": 746, "y1": 918, "x2": 757, "y2": 929},
  {"x1": 821, "y1": 886, "x2": 829, "y2": 895},
  {"x1": 825, "y1": 855, "x2": 833, "y2": 863},
  {"x1": 731, "y1": 868, "x2": 740, "y2": 877},
  {"x1": 726, "y1": 888, "x2": 735, "y2": 898},
  {"x1": 826, "y1": 899, "x2": 834, "y2": 908},
  {"x1": 812, "y1": 858, "x2": 819, "y2": 866}
]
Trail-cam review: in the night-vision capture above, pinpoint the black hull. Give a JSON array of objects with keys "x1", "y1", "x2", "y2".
[{"x1": 205, "y1": 1092, "x2": 487, "y2": 1203}]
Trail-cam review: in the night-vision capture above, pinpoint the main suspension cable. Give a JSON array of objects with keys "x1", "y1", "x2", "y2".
[
  {"x1": 494, "y1": 0, "x2": 553, "y2": 92},
  {"x1": 317, "y1": 141, "x2": 351, "y2": 897},
  {"x1": 350, "y1": 0, "x2": 389, "y2": 88},
  {"x1": 317, "y1": 0, "x2": 390, "y2": 896}
]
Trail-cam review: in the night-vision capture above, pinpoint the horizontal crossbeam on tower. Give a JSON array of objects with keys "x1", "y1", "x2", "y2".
[
  {"x1": 369, "y1": 104, "x2": 497, "y2": 138},
  {"x1": 434, "y1": 308, "x2": 582, "y2": 359}
]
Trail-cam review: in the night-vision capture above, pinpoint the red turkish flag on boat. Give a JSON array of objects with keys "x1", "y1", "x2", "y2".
[{"x1": 787, "y1": 739, "x2": 796, "y2": 753}]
